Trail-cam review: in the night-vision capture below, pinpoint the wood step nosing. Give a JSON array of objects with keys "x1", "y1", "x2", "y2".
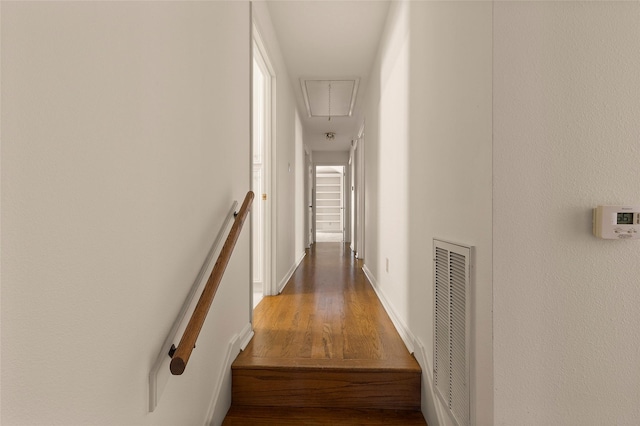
[{"x1": 232, "y1": 364, "x2": 422, "y2": 374}]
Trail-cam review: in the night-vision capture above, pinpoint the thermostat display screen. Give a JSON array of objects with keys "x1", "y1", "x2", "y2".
[{"x1": 617, "y1": 212, "x2": 634, "y2": 225}]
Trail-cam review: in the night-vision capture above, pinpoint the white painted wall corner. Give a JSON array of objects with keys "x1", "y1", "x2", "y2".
[
  {"x1": 362, "y1": 264, "x2": 451, "y2": 425},
  {"x1": 413, "y1": 339, "x2": 452, "y2": 426},
  {"x1": 362, "y1": 264, "x2": 415, "y2": 355},
  {"x1": 206, "y1": 323, "x2": 253, "y2": 426},
  {"x1": 277, "y1": 251, "x2": 306, "y2": 294}
]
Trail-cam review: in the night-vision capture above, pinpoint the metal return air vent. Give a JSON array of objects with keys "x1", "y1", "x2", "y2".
[{"x1": 433, "y1": 239, "x2": 474, "y2": 426}]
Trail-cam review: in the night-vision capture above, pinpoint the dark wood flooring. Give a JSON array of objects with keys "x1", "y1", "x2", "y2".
[{"x1": 223, "y1": 243, "x2": 426, "y2": 425}]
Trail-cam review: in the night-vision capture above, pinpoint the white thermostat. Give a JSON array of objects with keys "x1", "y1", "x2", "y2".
[{"x1": 593, "y1": 205, "x2": 640, "y2": 239}]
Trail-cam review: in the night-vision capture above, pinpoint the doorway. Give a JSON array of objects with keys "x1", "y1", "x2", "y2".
[
  {"x1": 315, "y1": 165, "x2": 345, "y2": 243},
  {"x1": 307, "y1": 160, "x2": 314, "y2": 247},
  {"x1": 252, "y1": 30, "x2": 273, "y2": 309}
]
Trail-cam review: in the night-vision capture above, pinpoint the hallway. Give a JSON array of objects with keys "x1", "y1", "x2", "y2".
[
  {"x1": 225, "y1": 243, "x2": 426, "y2": 424},
  {"x1": 243, "y1": 243, "x2": 418, "y2": 365},
  {"x1": 5, "y1": 2, "x2": 640, "y2": 425}
]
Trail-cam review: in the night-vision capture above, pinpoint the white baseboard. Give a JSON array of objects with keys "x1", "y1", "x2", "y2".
[
  {"x1": 206, "y1": 323, "x2": 253, "y2": 426},
  {"x1": 413, "y1": 339, "x2": 449, "y2": 426},
  {"x1": 360, "y1": 266, "x2": 449, "y2": 426},
  {"x1": 238, "y1": 323, "x2": 254, "y2": 351},
  {"x1": 277, "y1": 251, "x2": 306, "y2": 294},
  {"x1": 362, "y1": 264, "x2": 415, "y2": 354}
]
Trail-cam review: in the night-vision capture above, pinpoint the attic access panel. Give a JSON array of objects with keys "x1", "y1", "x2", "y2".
[{"x1": 301, "y1": 79, "x2": 359, "y2": 118}]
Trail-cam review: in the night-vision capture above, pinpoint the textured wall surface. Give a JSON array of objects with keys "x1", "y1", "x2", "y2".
[
  {"x1": 494, "y1": 2, "x2": 640, "y2": 424},
  {"x1": 363, "y1": 2, "x2": 493, "y2": 425},
  {"x1": 407, "y1": 4, "x2": 494, "y2": 425},
  {"x1": 312, "y1": 150, "x2": 350, "y2": 165},
  {"x1": 253, "y1": 2, "x2": 307, "y2": 294},
  {"x1": 1, "y1": 3, "x2": 250, "y2": 424}
]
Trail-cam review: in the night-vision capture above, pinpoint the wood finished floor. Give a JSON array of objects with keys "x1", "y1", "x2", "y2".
[
  {"x1": 226, "y1": 243, "x2": 426, "y2": 424},
  {"x1": 235, "y1": 243, "x2": 420, "y2": 371}
]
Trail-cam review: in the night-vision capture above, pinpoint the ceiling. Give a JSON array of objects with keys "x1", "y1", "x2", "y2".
[
  {"x1": 302, "y1": 79, "x2": 359, "y2": 118},
  {"x1": 266, "y1": 1, "x2": 390, "y2": 152}
]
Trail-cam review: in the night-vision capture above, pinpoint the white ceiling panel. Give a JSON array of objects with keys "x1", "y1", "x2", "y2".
[{"x1": 302, "y1": 79, "x2": 359, "y2": 118}]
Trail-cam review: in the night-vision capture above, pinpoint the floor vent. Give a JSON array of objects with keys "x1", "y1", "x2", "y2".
[{"x1": 433, "y1": 239, "x2": 473, "y2": 426}]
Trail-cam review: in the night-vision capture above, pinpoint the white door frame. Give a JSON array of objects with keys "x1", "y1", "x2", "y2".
[
  {"x1": 355, "y1": 124, "x2": 365, "y2": 258},
  {"x1": 305, "y1": 149, "x2": 314, "y2": 248},
  {"x1": 313, "y1": 162, "x2": 350, "y2": 244},
  {"x1": 251, "y1": 21, "x2": 277, "y2": 304},
  {"x1": 349, "y1": 142, "x2": 356, "y2": 253}
]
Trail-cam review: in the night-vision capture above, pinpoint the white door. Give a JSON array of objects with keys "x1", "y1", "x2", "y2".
[
  {"x1": 307, "y1": 163, "x2": 314, "y2": 246},
  {"x1": 350, "y1": 149, "x2": 356, "y2": 252},
  {"x1": 252, "y1": 34, "x2": 273, "y2": 308},
  {"x1": 356, "y1": 131, "x2": 365, "y2": 258}
]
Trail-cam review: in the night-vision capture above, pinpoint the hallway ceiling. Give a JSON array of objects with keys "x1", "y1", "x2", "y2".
[
  {"x1": 302, "y1": 79, "x2": 359, "y2": 118},
  {"x1": 266, "y1": 1, "x2": 390, "y2": 152}
]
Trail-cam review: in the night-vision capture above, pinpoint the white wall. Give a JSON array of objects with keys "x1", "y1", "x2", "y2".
[
  {"x1": 363, "y1": 2, "x2": 493, "y2": 425},
  {"x1": 1, "y1": 3, "x2": 250, "y2": 425},
  {"x1": 493, "y1": 2, "x2": 640, "y2": 425},
  {"x1": 409, "y1": 3, "x2": 493, "y2": 425},
  {"x1": 312, "y1": 150, "x2": 349, "y2": 165},
  {"x1": 252, "y1": 3, "x2": 306, "y2": 293}
]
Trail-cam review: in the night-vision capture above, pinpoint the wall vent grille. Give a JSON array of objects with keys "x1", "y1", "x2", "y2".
[{"x1": 433, "y1": 239, "x2": 473, "y2": 426}]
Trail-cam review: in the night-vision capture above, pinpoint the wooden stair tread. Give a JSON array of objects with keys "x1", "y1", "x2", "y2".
[
  {"x1": 223, "y1": 406, "x2": 427, "y2": 425},
  {"x1": 224, "y1": 244, "x2": 426, "y2": 424},
  {"x1": 232, "y1": 354, "x2": 422, "y2": 372}
]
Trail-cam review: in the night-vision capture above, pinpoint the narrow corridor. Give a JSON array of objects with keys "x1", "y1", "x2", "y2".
[
  {"x1": 224, "y1": 243, "x2": 426, "y2": 424},
  {"x1": 242, "y1": 243, "x2": 417, "y2": 366}
]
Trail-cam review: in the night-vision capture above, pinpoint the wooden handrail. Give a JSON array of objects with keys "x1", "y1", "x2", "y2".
[{"x1": 170, "y1": 191, "x2": 254, "y2": 375}]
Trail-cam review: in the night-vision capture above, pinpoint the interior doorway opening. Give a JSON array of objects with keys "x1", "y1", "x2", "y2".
[
  {"x1": 315, "y1": 165, "x2": 345, "y2": 243},
  {"x1": 251, "y1": 30, "x2": 273, "y2": 309}
]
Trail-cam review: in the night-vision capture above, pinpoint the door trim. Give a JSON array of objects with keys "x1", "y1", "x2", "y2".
[
  {"x1": 313, "y1": 162, "x2": 350, "y2": 244},
  {"x1": 251, "y1": 19, "x2": 277, "y2": 301}
]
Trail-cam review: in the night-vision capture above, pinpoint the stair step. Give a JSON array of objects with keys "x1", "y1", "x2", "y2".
[
  {"x1": 222, "y1": 406, "x2": 427, "y2": 425},
  {"x1": 231, "y1": 363, "x2": 421, "y2": 410},
  {"x1": 224, "y1": 245, "x2": 427, "y2": 424}
]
